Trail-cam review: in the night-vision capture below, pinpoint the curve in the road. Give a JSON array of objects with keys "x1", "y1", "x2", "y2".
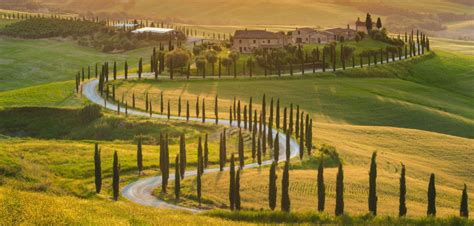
[{"x1": 82, "y1": 50, "x2": 419, "y2": 212}]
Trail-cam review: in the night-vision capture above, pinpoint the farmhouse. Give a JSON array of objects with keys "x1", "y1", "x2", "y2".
[
  {"x1": 233, "y1": 29, "x2": 287, "y2": 53},
  {"x1": 291, "y1": 28, "x2": 333, "y2": 44},
  {"x1": 325, "y1": 25, "x2": 358, "y2": 41}
]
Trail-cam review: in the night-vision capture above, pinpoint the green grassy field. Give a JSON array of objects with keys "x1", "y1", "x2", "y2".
[
  {"x1": 111, "y1": 51, "x2": 474, "y2": 138},
  {"x1": 0, "y1": 37, "x2": 154, "y2": 92}
]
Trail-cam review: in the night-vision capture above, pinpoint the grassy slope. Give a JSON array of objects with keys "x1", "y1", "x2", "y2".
[
  {"x1": 0, "y1": 37, "x2": 153, "y2": 92},
  {"x1": 112, "y1": 51, "x2": 474, "y2": 138},
  {"x1": 0, "y1": 188, "x2": 241, "y2": 225}
]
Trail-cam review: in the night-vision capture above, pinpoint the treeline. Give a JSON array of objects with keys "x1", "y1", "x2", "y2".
[{"x1": 0, "y1": 17, "x2": 104, "y2": 39}]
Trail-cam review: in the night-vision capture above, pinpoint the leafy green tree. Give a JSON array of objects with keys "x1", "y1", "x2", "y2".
[
  {"x1": 112, "y1": 151, "x2": 120, "y2": 201},
  {"x1": 369, "y1": 152, "x2": 378, "y2": 215},
  {"x1": 195, "y1": 56, "x2": 207, "y2": 78},
  {"x1": 399, "y1": 163, "x2": 407, "y2": 216},
  {"x1": 221, "y1": 57, "x2": 233, "y2": 76},
  {"x1": 94, "y1": 144, "x2": 102, "y2": 193},
  {"x1": 205, "y1": 50, "x2": 218, "y2": 76},
  {"x1": 281, "y1": 161, "x2": 290, "y2": 212},
  {"x1": 335, "y1": 163, "x2": 344, "y2": 216},
  {"x1": 460, "y1": 184, "x2": 469, "y2": 218},
  {"x1": 427, "y1": 173, "x2": 437, "y2": 216}
]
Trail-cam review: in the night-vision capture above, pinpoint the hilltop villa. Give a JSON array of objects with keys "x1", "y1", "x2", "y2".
[
  {"x1": 233, "y1": 18, "x2": 365, "y2": 53},
  {"x1": 232, "y1": 29, "x2": 288, "y2": 53}
]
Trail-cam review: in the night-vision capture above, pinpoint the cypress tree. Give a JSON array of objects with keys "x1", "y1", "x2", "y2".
[
  {"x1": 113, "y1": 61, "x2": 117, "y2": 80},
  {"x1": 295, "y1": 105, "x2": 300, "y2": 137},
  {"x1": 335, "y1": 163, "x2": 344, "y2": 216},
  {"x1": 269, "y1": 161, "x2": 277, "y2": 210},
  {"x1": 252, "y1": 130, "x2": 256, "y2": 160},
  {"x1": 229, "y1": 153, "x2": 236, "y2": 210},
  {"x1": 281, "y1": 161, "x2": 290, "y2": 212},
  {"x1": 262, "y1": 94, "x2": 266, "y2": 126},
  {"x1": 149, "y1": 99, "x2": 153, "y2": 117},
  {"x1": 161, "y1": 92, "x2": 164, "y2": 114},
  {"x1": 215, "y1": 95, "x2": 219, "y2": 124},
  {"x1": 249, "y1": 97, "x2": 253, "y2": 132},
  {"x1": 94, "y1": 144, "x2": 102, "y2": 193},
  {"x1": 124, "y1": 61, "x2": 128, "y2": 79},
  {"x1": 257, "y1": 134, "x2": 262, "y2": 165},
  {"x1": 137, "y1": 137, "x2": 143, "y2": 175},
  {"x1": 427, "y1": 173, "x2": 437, "y2": 216},
  {"x1": 229, "y1": 106, "x2": 233, "y2": 125},
  {"x1": 243, "y1": 105, "x2": 247, "y2": 129},
  {"x1": 276, "y1": 98, "x2": 280, "y2": 129},
  {"x1": 186, "y1": 100, "x2": 190, "y2": 121},
  {"x1": 237, "y1": 100, "x2": 241, "y2": 128},
  {"x1": 268, "y1": 98, "x2": 274, "y2": 147},
  {"x1": 204, "y1": 134, "x2": 209, "y2": 168},
  {"x1": 238, "y1": 129, "x2": 244, "y2": 169},
  {"x1": 274, "y1": 133, "x2": 280, "y2": 162},
  {"x1": 138, "y1": 58, "x2": 143, "y2": 79},
  {"x1": 197, "y1": 155, "x2": 202, "y2": 206},
  {"x1": 202, "y1": 98, "x2": 206, "y2": 123},
  {"x1": 283, "y1": 107, "x2": 287, "y2": 132},
  {"x1": 368, "y1": 151, "x2": 378, "y2": 215},
  {"x1": 317, "y1": 157, "x2": 325, "y2": 212},
  {"x1": 299, "y1": 126, "x2": 304, "y2": 160},
  {"x1": 196, "y1": 97, "x2": 200, "y2": 118},
  {"x1": 285, "y1": 131, "x2": 291, "y2": 161},
  {"x1": 262, "y1": 123, "x2": 267, "y2": 156},
  {"x1": 198, "y1": 137, "x2": 204, "y2": 175},
  {"x1": 175, "y1": 154, "x2": 181, "y2": 201},
  {"x1": 178, "y1": 96, "x2": 182, "y2": 117},
  {"x1": 112, "y1": 151, "x2": 120, "y2": 201},
  {"x1": 167, "y1": 100, "x2": 170, "y2": 120},
  {"x1": 219, "y1": 133, "x2": 225, "y2": 171},
  {"x1": 235, "y1": 169, "x2": 241, "y2": 210},
  {"x1": 460, "y1": 184, "x2": 469, "y2": 218},
  {"x1": 306, "y1": 119, "x2": 313, "y2": 155},
  {"x1": 399, "y1": 163, "x2": 407, "y2": 216},
  {"x1": 289, "y1": 104, "x2": 293, "y2": 134},
  {"x1": 179, "y1": 134, "x2": 186, "y2": 179}
]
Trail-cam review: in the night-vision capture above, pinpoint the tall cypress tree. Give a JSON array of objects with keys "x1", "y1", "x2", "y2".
[
  {"x1": 197, "y1": 155, "x2": 202, "y2": 206},
  {"x1": 251, "y1": 130, "x2": 256, "y2": 160},
  {"x1": 274, "y1": 133, "x2": 280, "y2": 162},
  {"x1": 186, "y1": 100, "x2": 190, "y2": 121},
  {"x1": 368, "y1": 152, "x2": 378, "y2": 215},
  {"x1": 179, "y1": 134, "x2": 186, "y2": 179},
  {"x1": 138, "y1": 58, "x2": 143, "y2": 79},
  {"x1": 235, "y1": 169, "x2": 241, "y2": 210},
  {"x1": 427, "y1": 173, "x2": 437, "y2": 216},
  {"x1": 289, "y1": 104, "x2": 293, "y2": 134},
  {"x1": 238, "y1": 129, "x2": 244, "y2": 169},
  {"x1": 276, "y1": 98, "x2": 280, "y2": 129},
  {"x1": 178, "y1": 96, "x2": 182, "y2": 117},
  {"x1": 317, "y1": 157, "x2": 325, "y2": 211},
  {"x1": 268, "y1": 98, "x2": 274, "y2": 147},
  {"x1": 175, "y1": 154, "x2": 181, "y2": 201},
  {"x1": 202, "y1": 98, "x2": 206, "y2": 123},
  {"x1": 460, "y1": 184, "x2": 469, "y2": 218},
  {"x1": 160, "y1": 92, "x2": 164, "y2": 114},
  {"x1": 112, "y1": 151, "x2": 120, "y2": 201},
  {"x1": 204, "y1": 134, "x2": 209, "y2": 168},
  {"x1": 94, "y1": 144, "x2": 102, "y2": 194},
  {"x1": 249, "y1": 97, "x2": 253, "y2": 132},
  {"x1": 281, "y1": 161, "x2": 290, "y2": 212},
  {"x1": 285, "y1": 131, "x2": 291, "y2": 161},
  {"x1": 269, "y1": 161, "x2": 277, "y2": 210},
  {"x1": 219, "y1": 133, "x2": 225, "y2": 171},
  {"x1": 283, "y1": 107, "x2": 287, "y2": 132},
  {"x1": 237, "y1": 100, "x2": 241, "y2": 128},
  {"x1": 306, "y1": 118, "x2": 312, "y2": 155},
  {"x1": 215, "y1": 95, "x2": 219, "y2": 124},
  {"x1": 229, "y1": 153, "x2": 236, "y2": 210},
  {"x1": 125, "y1": 60, "x2": 128, "y2": 80},
  {"x1": 198, "y1": 137, "x2": 204, "y2": 175},
  {"x1": 167, "y1": 100, "x2": 171, "y2": 119},
  {"x1": 196, "y1": 97, "x2": 200, "y2": 118},
  {"x1": 335, "y1": 163, "x2": 344, "y2": 216},
  {"x1": 137, "y1": 137, "x2": 143, "y2": 175},
  {"x1": 295, "y1": 105, "x2": 300, "y2": 137},
  {"x1": 257, "y1": 134, "x2": 262, "y2": 165},
  {"x1": 399, "y1": 163, "x2": 407, "y2": 216}
]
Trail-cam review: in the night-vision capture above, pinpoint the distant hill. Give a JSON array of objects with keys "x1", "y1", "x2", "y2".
[{"x1": 12, "y1": 0, "x2": 474, "y2": 32}]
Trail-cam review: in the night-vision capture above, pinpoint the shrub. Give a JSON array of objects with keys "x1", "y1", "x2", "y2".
[{"x1": 79, "y1": 104, "x2": 102, "y2": 123}]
